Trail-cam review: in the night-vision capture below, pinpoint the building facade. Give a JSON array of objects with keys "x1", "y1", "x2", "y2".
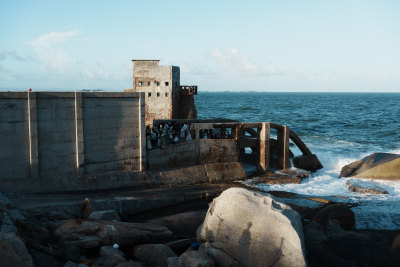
[{"x1": 125, "y1": 60, "x2": 197, "y2": 126}]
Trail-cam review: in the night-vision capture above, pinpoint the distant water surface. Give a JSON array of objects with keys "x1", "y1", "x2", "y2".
[{"x1": 196, "y1": 92, "x2": 400, "y2": 229}]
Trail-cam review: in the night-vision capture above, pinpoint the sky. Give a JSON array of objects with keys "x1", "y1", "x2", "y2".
[{"x1": 0, "y1": 0, "x2": 399, "y2": 92}]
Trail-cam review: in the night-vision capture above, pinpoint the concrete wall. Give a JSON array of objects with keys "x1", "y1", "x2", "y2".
[
  {"x1": 0, "y1": 92, "x2": 145, "y2": 192},
  {"x1": 146, "y1": 138, "x2": 238, "y2": 170}
]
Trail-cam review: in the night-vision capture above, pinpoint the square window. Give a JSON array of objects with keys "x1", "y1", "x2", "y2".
[
  {"x1": 165, "y1": 92, "x2": 168, "y2": 97},
  {"x1": 157, "y1": 92, "x2": 160, "y2": 97},
  {"x1": 165, "y1": 82, "x2": 169, "y2": 86},
  {"x1": 148, "y1": 92, "x2": 151, "y2": 97}
]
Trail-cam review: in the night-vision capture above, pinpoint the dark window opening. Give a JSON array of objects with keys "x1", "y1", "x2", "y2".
[
  {"x1": 148, "y1": 92, "x2": 151, "y2": 97},
  {"x1": 157, "y1": 92, "x2": 160, "y2": 97},
  {"x1": 148, "y1": 81, "x2": 151, "y2": 86},
  {"x1": 157, "y1": 81, "x2": 160, "y2": 86},
  {"x1": 165, "y1": 82, "x2": 169, "y2": 86},
  {"x1": 165, "y1": 92, "x2": 168, "y2": 97},
  {"x1": 138, "y1": 82, "x2": 143, "y2": 86}
]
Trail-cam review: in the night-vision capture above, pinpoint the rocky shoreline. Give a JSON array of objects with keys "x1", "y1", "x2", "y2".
[{"x1": 1, "y1": 180, "x2": 400, "y2": 267}]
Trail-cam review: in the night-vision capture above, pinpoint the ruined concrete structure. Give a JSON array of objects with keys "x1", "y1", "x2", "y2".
[
  {"x1": 125, "y1": 60, "x2": 197, "y2": 126},
  {"x1": 0, "y1": 60, "x2": 321, "y2": 193}
]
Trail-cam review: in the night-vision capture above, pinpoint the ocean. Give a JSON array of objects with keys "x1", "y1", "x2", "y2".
[{"x1": 196, "y1": 92, "x2": 400, "y2": 230}]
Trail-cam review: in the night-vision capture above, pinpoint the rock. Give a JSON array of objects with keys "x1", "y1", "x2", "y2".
[
  {"x1": 80, "y1": 198, "x2": 94, "y2": 219},
  {"x1": 100, "y1": 246, "x2": 127, "y2": 267},
  {"x1": 64, "y1": 261, "x2": 79, "y2": 267},
  {"x1": 148, "y1": 210, "x2": 207, "y2": 236},
  {"x1": 197, "y1": 188, "x2": 306, "y2": 267},
  {"x1": 340, "y1": 153, "x2": 400, "y2": 180},
  {"x1": 167, "y1": 257, "x2": 179, "y2": 267},
  {"x1": 116, "y1": 262, "x2": 146, "y2": 267},
  {"x1": 0, "y1": 232, "x2": 33, "y2": 267},
  {"x1": 164, "y1": 238, "x2": 197, "y2": 255},
  {"x1": 200, "y1": 242, "x2": 243, "y2": 267},
  {"x1": 133, "y1": 244, "x2": 177, "y2": 267},
  {"x1": 178, "y1": 250, "x2": 215, "y2": 267},
  {"x1": 293, "y1": 154, "x2": 323, "y2": 172},
  {"x1": 346, "y1": 179, "x2": 388, "y2": 194},
  {"x1": 311, "y1": 203, "x2": 355, "y2": 230},
  {"x1": 89, "y1": 210, "x2": 121, "y2": 221},
  {"x1": 304, "y1": 207, "x2": 394, "y2": 267},
  {"x1": 8, "y1": 208, "x2": 25, "y2": 222},
  {"x1": 54, "y1": 219, "x2": 173, "y2": 251}
]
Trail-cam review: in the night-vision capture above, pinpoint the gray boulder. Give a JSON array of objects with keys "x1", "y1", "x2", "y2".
[
  {"x1": 346, "y1": 179, "x2": 388, "y2": 194},
  {"x1": 0, "y1": 232, "x2": 33, "y2": 267},
  {"x1": 89, "y1": 210, "x2": 121, "y2": 221},
  {"x1": 340, "y1": 153, "x2": 400, "y2": 180},
  {"x1": 100, "y1": 246, "x2": 127, "y2": 267},
  {"x1": 148, "y1": 210, "x2": 207, "y2": 236},
  {"x1": 178, "y1": 250, "x2": 215, "y2": 267},
  {"x1": 133, "y1": 244, "x2": 177, "y2": 267},
  {"x1": 197, "y1": 187, "x2": 306, "y2": 267}
]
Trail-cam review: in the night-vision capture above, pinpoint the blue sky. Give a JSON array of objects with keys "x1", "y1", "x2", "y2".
[{"x1": 0, "y1": 0, "x2": 399, "y2": 92}]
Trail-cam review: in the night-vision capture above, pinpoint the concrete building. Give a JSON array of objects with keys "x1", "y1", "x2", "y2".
[{"x1": 125, "y1": 60, "x2": 197, "y2": 126}]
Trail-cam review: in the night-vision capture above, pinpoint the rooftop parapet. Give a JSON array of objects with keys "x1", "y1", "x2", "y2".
[{"x1": 179, "y1": 85, "x2": 197, "y2": 95}]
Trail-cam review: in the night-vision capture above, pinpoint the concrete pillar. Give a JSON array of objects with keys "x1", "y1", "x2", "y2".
[
  {"x1": 139, "y1": 93, "x2": 146, "y2": 171},
  {"x1": 194, "y1": 124, "x2": 200, "y2": 165},
  {"x1": 258, "y1": 123, "x2": 270, "y2": 172},
  {"x1": 74, "y1": 92, "x2": 84, "y2": 176},
  {"x1": 28, "y1": 92, "x2": 39, "y2": 178},
  {"x1": 277, "y1": 126, "x2": 290, "y2": 170}
]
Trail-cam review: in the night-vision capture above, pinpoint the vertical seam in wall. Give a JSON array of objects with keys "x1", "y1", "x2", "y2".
[
  {"x1": 139, "y1": 94, "x2": 142, "y2": 171},
  {"x1": 74, "y1": 92, "x2": 79, "y2": 174},
  {"x1": 28, "y1": 92, "x2": 32, "y2": 171}
]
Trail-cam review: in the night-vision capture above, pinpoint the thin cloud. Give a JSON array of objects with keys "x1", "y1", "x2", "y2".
[
  {"x1": 210, "y1": 48, "x2": 286, "y2": 76},
  {"x1": 27, "y1": 30, "x2": 81, "y2": 75}
]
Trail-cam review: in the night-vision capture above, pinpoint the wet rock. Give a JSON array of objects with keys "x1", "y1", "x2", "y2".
[
  {"x1": 304, "y1": 205, "x2": 394, "y2": 267},
  {"x1": 80, "y1": 198, "x2": 94, "y2": 219},
  {"x1": 197, "y1": 188, "x2": 306, "y2": 267},
  {"x1": 293, "y1": 154, "x2": 323, "y2": 172},
  {"x1": 100, "y1": 246, "x2": 127, "y2": 267},
  {"x1": 340, "y1": 153, "x2": 400, "y2": 180},
  {"x1": 54, "y1": 219, "x2": 173, "y2": 252},
  {"x1": 8, "y1": 208, "x2": 25, "y2": 222},
  {"x1": 133, "y1": 244, "x2": 177, "y2": 267},
  {"x1": 89, "y1": 210, "x2": 121, "y2": 221},
  {"x1": 311, "y1": 203, "x2": 355, "y2": 230},
  {"x1": 147, "y1": 210, "x2": 207, "y2": 236},
  {"x1": 0, "y1": 232, "x2": 33, "y2": 267},
  {"x1": 178, "y1": 250, "x2": 215, "y2": 267},
  {"x1": 346, "y1": 179, "x2": 388, "y2": 194}
]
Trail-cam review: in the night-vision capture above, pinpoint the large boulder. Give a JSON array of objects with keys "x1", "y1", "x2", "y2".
[
  {"x1": 197, "y1": 188, "x2": 306, "y2": 267},
  {"x1": 178, "y1": 250, "x2": 215, "y2": 267},
  {"x1": 340, "y1": 153, "x2": 400, "y2": 180},
  {"x1": 0, "y1": 232, "x2": 33, "y2": 267}
]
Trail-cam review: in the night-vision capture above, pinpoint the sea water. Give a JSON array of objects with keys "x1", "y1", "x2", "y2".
[{"x1": 196, "y1": 92, "x2": 400, "y2": 229}]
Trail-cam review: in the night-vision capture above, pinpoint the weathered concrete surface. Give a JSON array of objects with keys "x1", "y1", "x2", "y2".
[
  {"x1": 0, "y1": 92, "x2": 146, "y2": 193},
  {"x1": 197, "y1": 188, "x2": 307, "y2": 267},
  {"x1": 340, "y1": 153, "x2": 400, "y2": 180},
  {"x1": 346, "y1": 179, "x2": 388, "y2": 194}
]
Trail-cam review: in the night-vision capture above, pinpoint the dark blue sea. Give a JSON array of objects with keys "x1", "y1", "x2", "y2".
[{"x1": 196, "y1": 92, "x2": 400, "y2": 229}]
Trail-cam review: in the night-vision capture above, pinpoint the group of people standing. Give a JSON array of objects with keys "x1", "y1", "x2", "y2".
[{"x1": 146, "y1": 122, "x2": 193, "y2": 150}]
